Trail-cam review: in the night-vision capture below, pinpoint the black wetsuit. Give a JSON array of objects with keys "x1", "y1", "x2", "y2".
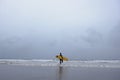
[{"x1": 60, "y1": 53, "x2": 63, "y2": 64}]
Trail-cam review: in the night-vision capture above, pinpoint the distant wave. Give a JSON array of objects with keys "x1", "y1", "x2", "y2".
[{"x1": 0, "y1": 59, "x2": 120, "y2": 68}]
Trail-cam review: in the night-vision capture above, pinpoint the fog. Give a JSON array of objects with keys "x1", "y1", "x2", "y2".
[{"x1": 0, "y1": 0, "x2": 120, "y2": 60}]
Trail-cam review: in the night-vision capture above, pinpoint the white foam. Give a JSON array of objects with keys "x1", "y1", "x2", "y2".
[{"x1": 0, "y1": 59, "x2": 120, "y2": 68}]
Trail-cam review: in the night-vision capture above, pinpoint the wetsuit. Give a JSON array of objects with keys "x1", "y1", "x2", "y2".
[{"x1": 60, "y1": 53, "x2": 63, "y2": 64}]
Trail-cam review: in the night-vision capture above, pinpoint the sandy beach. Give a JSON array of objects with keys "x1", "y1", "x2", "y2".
[{"x1": 0, "y1": 64, "x2": 120, "y2": 80}]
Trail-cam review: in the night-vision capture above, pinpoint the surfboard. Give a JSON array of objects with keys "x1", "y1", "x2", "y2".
[{"x1": 56, "y1": 55, "x2": 68, "y2": 61}]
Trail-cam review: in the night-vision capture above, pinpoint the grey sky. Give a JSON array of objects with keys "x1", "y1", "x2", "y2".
[{"x1": 0, "y1": 0, "x2": 120, "y2": 60}]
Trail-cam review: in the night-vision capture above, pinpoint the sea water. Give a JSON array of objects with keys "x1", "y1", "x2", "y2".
[
  {"x1": 0, "y1": 59, "x2": 120, "y2": 80},
  {"x1": 0, "y1": 59, "x2": 120, "y2": 68}
]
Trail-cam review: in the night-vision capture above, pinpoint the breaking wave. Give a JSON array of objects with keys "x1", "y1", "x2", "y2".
[{"x1": 0, "y1": 59, "x2": 120, "y2": 68}]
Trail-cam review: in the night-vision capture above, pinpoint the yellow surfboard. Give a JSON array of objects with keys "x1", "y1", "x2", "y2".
[{"x1": 56, "y1": 55, "x2": 68, "y2": 61}]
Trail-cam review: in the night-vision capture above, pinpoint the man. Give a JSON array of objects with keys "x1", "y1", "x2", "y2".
[{"x1": 59, "y1": 53, "x2": 63, "y2": 64}]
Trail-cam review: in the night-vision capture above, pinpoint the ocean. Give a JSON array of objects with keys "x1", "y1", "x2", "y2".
[{"x1": 0, "y1": 59, "x2": 120, "y2": 80}]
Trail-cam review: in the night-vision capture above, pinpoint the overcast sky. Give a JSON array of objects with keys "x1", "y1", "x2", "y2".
[{"x1": 0, "y1": 0, "x2": 120, "y2": 60}]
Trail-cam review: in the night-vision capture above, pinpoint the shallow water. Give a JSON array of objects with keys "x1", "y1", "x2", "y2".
[
  {"x1": 0, "y1": 59, "x2": 120, "y2": 68},
  {"x1": 0, "y1": 64, "x2": 120, "y2": 80}
]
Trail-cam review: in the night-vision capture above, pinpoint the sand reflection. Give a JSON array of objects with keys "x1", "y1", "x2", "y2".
[{"x1": 58, "y1": 66, "x2": 63, "y2": 80}]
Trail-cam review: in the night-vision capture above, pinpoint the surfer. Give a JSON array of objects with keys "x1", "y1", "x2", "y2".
[
  {"x1": 56, "y1": 53, "x2": 68, "y2": 64},
  {"x1": 59, "y1": 53, "x2": 63, "y2": 64}
]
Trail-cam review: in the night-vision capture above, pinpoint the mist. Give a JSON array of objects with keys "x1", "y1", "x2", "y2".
[{"x1": 0, "y1": 0, "x2": 120, "y2": 60}]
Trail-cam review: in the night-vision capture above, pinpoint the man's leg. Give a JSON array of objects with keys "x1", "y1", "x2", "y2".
[
  {"x1": 60, "y1": 59, "x2": 62, "y2": 64},
  {"x1": 61, "y1": 59, "x2": 63, "y2": 63}
]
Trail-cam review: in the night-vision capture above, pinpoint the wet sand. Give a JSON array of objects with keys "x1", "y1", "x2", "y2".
[{"x1": 0, "y1": 64, "x2": 120, "y2": 80}]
